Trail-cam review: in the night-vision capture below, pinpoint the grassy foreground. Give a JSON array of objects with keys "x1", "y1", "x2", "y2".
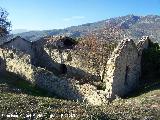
[{"x1": 0, "y1": 73, "x2": 160, "y2": 120}]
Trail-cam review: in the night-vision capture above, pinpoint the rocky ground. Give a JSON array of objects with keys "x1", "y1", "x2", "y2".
[{"x1": 0, "y1": 72, "x2": 160, "y2": 120}]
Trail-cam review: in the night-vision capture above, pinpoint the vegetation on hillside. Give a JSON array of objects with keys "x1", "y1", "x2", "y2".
[
  {"x1": 141, "y1": 40, "x2": 160, "y2": 81},
  {"x1": 15, "y1": 15, "x2": 160, "y2": 43}
]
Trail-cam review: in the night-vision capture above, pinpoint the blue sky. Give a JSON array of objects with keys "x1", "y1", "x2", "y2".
[{"x1": 1, "y1": 0, "x2": 160, "y2": 30}]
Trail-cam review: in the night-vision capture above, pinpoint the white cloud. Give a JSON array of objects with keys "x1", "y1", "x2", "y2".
[{"x1": 63, "y1": 16, "x2": 85, "y2": 21}]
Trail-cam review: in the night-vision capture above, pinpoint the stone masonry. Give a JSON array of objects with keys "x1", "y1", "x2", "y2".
[
  {"x1": 0, "y1": 47, "x2": 107, "y2": 106},
  {"x1": 104, "y1": 37, "x2": 149, "y2": 98},
  {"x1": 0, "y1": 36, "x2": 150, "y2": 106},
  {"x1": 35, "y1": 36, "x2": 106, "y2": 80}
]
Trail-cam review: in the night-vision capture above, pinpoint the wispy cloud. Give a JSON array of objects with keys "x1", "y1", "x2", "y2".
[{"x1": 63, "y1": 16, "x2": 85, "y2": 21}]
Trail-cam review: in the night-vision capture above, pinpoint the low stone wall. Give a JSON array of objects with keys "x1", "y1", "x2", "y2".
[
  {"x1": 34, "y1": 68, "x2": 107, "y2": 106},
  {"x1": 0, "y1": 48, "x2": 35, "y2": 82},
  {"x1": 33, "y1": 68, "x2": 83, "y2": 100}
]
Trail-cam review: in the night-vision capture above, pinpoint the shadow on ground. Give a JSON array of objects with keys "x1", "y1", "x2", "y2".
[
  {"x1": 124, "y1": 78, "x2": 160, "y2": 98},
  {"x1": 0, "y1": 72, "x2": 56, "y2": 98}
]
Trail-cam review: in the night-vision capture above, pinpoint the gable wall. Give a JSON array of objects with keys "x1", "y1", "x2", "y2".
[
  {"x1": 104, "y1": 37, "x2": 149, "y2": 98},
  {"x1": 3, "y1": 37, "x2": 33, "y2": 54}
]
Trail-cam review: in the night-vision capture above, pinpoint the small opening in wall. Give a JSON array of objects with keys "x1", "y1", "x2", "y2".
[
  {"x1": 10, "y1": 53, "x2": 14, "y2": 59},
  {"x1": 60, "y1": 64, "x2": 67, "y2": 74},
  {"x1": 108, "y1": 89, "x2": 110, "y2": 92},
  {"x1": 124, "y1": 66, "x2": 129, "y2": 85}
]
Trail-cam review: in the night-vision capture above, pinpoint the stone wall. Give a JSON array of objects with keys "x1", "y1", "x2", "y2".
[
  {"x1": 42, "y1": 46, "x2": 103, "y2": 81},
  {"x1": 1, "y1": 36, "x2": 36, "y2": 65},
  {"x1": 136, "y1": 36, "x2": 150, "y2": 77},
  {"x1": 33, "y1": 40, "x2": 102, "y2": 80},
  {"x1": 0, "y1": 48, "x2": 35, "y2": 83},
  {"x1": 3, "y1": 37, "x2": 34, "y2": 55},
  {"x1": 33, "y1": 36, "x2": 150, "y2": 100},
  {"x1": 104, "y1": 37, "x2": 149, "y2": 98},
  {"x1": 34, "y1": 36, "x2": 117, "y2": 82},
  {"x1": 0, "y1": 35, "x2": 151, "y2": 105},
  {"x1": 34, "y1": 69, "x2": 107, "y2": 106},
  {"x1": 0, "y1": 47, "x2": 107, "y2": 106},
  {"x1": 137, "y1": 36, "x2": 150, "y2": 56}
]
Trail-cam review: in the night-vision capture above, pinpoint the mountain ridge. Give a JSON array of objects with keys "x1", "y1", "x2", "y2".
[{"x1": 14, "y1": 14, "x2": 160, "y2": 42}]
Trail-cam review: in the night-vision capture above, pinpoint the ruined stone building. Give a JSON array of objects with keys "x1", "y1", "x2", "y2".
[
  {"x1": 1, "y1": 36, "x2": 33, "y2": 54},
  {"x1": 0, "y1": 36, "x2": 36, "y2": 64},
  {"x1": 0, "y1": 35, "x2": 150, "y2": 105}
]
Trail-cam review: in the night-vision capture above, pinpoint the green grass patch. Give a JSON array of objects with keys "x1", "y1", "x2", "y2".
[{"x1": 0, "y1": 72, "x2": 51, "y2": 97}]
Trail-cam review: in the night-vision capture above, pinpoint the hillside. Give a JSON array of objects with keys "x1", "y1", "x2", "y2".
[
  {"x1": 0, "y1": 72, "x2": 160, "y2": 119},
  {"x1": 15, "y1": 15, "x2": 160, "y2": 42}
]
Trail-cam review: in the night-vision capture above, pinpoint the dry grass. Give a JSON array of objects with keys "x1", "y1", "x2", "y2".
[{"x1": 0, "y1": 73, "x2": 160, "y2": 120}]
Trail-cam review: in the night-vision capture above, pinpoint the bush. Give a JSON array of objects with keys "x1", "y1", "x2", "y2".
[{"x1": 141, "y1": 40, "x2": 160, "y2": 80}]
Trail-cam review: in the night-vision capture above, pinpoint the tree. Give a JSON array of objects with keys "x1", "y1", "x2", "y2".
[
  {"x1": 0, "y1": 7, "x2": 11, "y2": 36},
  {"x1": 141, "y1": 40, "x2": 160, "y2": 80}
]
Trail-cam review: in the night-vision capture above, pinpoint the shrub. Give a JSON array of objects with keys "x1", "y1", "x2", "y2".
[{"x1": 141, "y1": 40, "x2": 160, "y2": 80}]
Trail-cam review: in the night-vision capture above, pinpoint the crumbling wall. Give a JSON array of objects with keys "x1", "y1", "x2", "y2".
[
  {"x1": 0, "y1": 35, "x2": 151, "y2": 105},
  {"x1": 43, "y1": 47, "x2": 102, "y2": 80},
  {"x1": 104, "y1": 39, "x2": 140, "y2": 98},
  {"x1": 33, "y1": 45, "x2": 62, "y2": 75},
  {"x1": 1, "y1": 36, "x2": 37, "y2": 65},
  {"x1": 0, "y1": 48, "x2": 35, "y2": 82},
  {"x1": 34, "y1": 36, "x2": 116, "y2": 81},
  {"x1": 104, "y1": 37, "x2": 150, "y2": 98},
  {"x1": 0, "y1": 48, "x2": 107, "y2": 106},
  {"x1": 136, "y1": 36, "x2": 150, "y2": 77},
  {"x1": 137, "y1": 36, "x2": 150, "y2": 56},
  {"x1": 34, "y1": 69, "x2": 107, "y2": 106},
  {"x1": 2, "y1": 37, "x2": 34, "y2": 55}
]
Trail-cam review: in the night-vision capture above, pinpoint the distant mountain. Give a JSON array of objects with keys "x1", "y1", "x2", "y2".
[
  {"x1": 14, "y1": 15, "x2": 160, "y2": 42},
  {"x1": 12, "y1": 29, "x2": 28, "y2": 34}
]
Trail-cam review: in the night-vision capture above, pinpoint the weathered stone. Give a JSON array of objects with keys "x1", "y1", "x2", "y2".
[
  {"x1": 0, "y1": 47, "x2": 107, "y2": 106},
  {"x1": 0, "y1": 35, "x2": 150, "y2": 105},
  {"x1": 104, "y1": 37, "x2": 149, "y2": 99}
]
